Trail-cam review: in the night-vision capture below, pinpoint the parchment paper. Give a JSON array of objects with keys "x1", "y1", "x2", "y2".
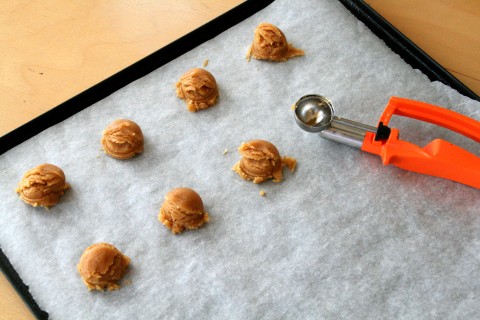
[{"x1": 1, "y1": 0, "x2": 479, "y2": 319}]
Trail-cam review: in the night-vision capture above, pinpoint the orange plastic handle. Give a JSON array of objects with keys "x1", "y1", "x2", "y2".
[{"x1": 361, "y1": 97, "x2": 480, "y2": 189}]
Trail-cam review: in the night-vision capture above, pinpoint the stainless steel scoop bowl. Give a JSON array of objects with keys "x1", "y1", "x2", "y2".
[
  {"x1": 294, "y1": 95, "x2": 334, "y2": 133},
  {"x1": 294, "y1": 94, "x2": 377, "y2": 148}
]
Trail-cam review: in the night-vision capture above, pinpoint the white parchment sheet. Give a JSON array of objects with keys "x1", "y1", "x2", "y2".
[{"x1": 1, "y1": 0, "x2": 479, "y2": 319}]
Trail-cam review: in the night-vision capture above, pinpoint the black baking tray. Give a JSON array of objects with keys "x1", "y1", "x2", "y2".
[{"x1": 0, "y1": 0, "x2": 478, "y2": 318}]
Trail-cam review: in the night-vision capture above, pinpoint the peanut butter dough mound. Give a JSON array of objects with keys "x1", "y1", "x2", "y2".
[
  {"x1": 78, "y1": 243, "x2": 130, "y2": 291},
  {"x1": 232, "y1": 140, "x2": 283, "y2": 184},
  {"x1": 175, "y1": 68, "x2": 219, "y2": 112},
  {"x1": 247, "y1": 22, "x2": 304, "y2": 62},
  {"x1": 158, "y1": 187, "x2": 209, "y2": 234},
  {"x1": 15, "y1": 164, "x2": 69, "y2": 208},
  {"x1": 101, "y1": 119, "x2": 144, "y2": 160}
]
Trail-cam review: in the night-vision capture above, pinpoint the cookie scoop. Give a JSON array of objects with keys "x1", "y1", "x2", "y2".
[
  {"x1": 158, "y1": 187, "x2": 209, "y2": 234},
  {"x1": 77, "y1": 243, "x2": 130, "y2": 291},
  {"x1": 101, "y1": 119, "x2": 144, "y2": 160},
  {"x1": 294, "y1": 94, "x2": 480, "y2": 189},
  {"x1": 15, "y1": 163, "x2": 69, "y2": 208},
  {"x1": 175, "y1": 68, "x2": 219, "y2": 112},
  {"x1": 247, "y1": 22, "x2": 304, "y2": 62},
  {"x1": 232, "y1": 140, "x2": 283, "y2": 183}
]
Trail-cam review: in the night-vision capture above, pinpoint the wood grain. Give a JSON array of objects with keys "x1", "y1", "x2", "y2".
[
  {"x1": 0, "y1": 0, "x2": 244, "y2": 137},
  {"x1": 365, "y1": 0, "x2": 480, "y2": 97},
  {"x1": 0, "y1": 274, "x2": 33, "y2": 320},
  {"x1": 1, "y1": 0, "x2": 479, "y2": 319}
]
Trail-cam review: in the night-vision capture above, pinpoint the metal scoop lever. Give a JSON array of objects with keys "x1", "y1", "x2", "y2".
[{"x1": 294, "y1": 94, "x2": 480, "y2": 189}]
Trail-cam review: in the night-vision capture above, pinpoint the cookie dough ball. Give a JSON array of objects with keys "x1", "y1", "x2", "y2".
[
  {"x1": 158, "y1": 187, "x2": 209, "y2": 234},
  {"x1": 101, "y1": 119, "x2": 144, "y2": 160},
  {"x1": 77, "y1": 243, "x2": 130, "y2": 291},
  {"x1": 233, "y1": 140, "x2": 283, "y2": 184},
  {"x1": 247, "y1": 22, "x2": 304, "y2": 62},
  {"x1": 175, "y1": 68, "x2": 219, "y2": 112},
  {"x1": 15, "y1": 164, "x2": 69, "y2": 208}
]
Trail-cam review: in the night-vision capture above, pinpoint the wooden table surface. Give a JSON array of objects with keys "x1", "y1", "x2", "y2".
[{"x1": 1, "y1": 0, "x2": 479, "y2": 319}]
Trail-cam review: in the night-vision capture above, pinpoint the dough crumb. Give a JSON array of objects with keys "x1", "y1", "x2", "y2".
[
  {"x1": 101, "y1": 119, "x2": 144, "y2": 160},
  {"x1": 203, "y1": 59, "x2": 209, "y2": 67},
  {"x1": 223, "y1": 149, "x2": 228, "y2": 155},
  {"x1": 259, "y1": 190, "x2": 266, "y2": 197},
  {"x1": 175, "y1": 68, "x2": 219, "y2": 112},
  {"x1": 247, "y1": 22, "x2": 304, "y2": 62},
  {"x1": 15, "y1": 164, "x2": 69, "y2": 208},
  {"x1": 290, "y1": 103, "x2": 295, "y2": 110},
  {"x1": 158, "y1": 187, "x2": 209, "y2": 234},
  {"x1": 283, "y1": 156, "x2": 297, "y2": 172},
  {"x1": 232, "y1": 140, "x2": 283, "y2": 184},
  {"x1": 78, "y1": 243, "x2": 130, "y2": 291}
]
